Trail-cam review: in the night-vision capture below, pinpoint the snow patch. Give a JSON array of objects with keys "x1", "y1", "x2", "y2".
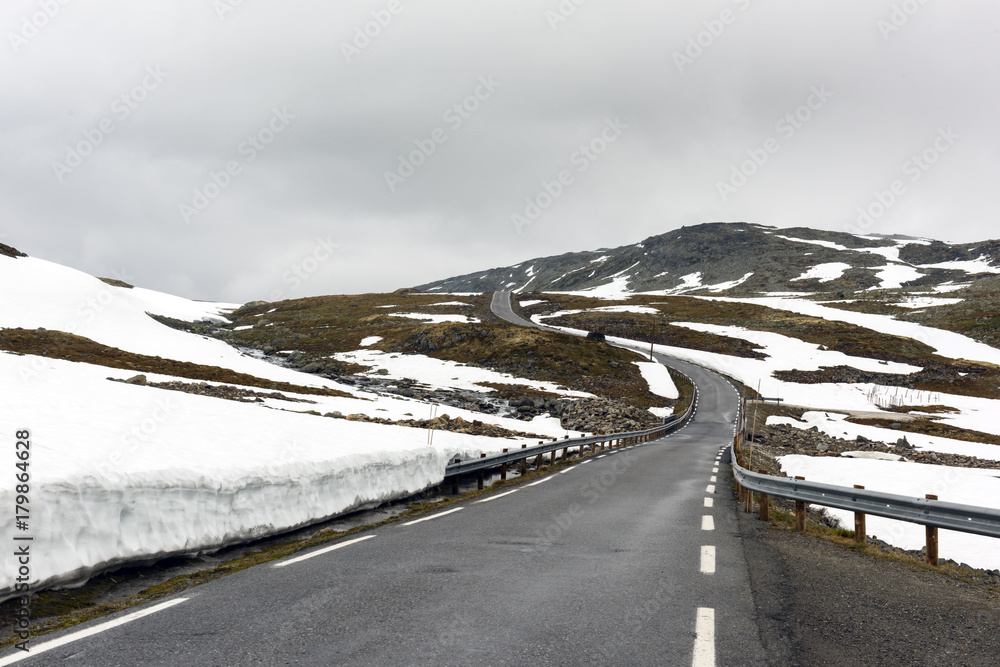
[
  {"x1": 779, "y1": 455, "x2": 1000, "y2": 571},
  {"x1": 791, "y1": 263, "x2": 851, "y2": 283},
  {"x1": 917, "y1": 256, "x2": 1000, "y2": 274},
  {"x1": 634, "y1": 361, "x2": 679, "y2": 399},
  {"x1": 894, "y1": 297, "x2": 963, "y2": 309},
  {"x1": 389, "y1": 312, "x2": 480, "y2": 324},
  {"x1": 870, "y1": 264, "x2": 924, "y2": 290}
]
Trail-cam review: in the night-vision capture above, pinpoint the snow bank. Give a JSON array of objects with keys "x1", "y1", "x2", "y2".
[
  {"x1": 634, "y1": 361, "x2": 679, "y2": 399},
  {"x1": 0, "y1": 349, "x2": 580, "y2": 597},
  {"x1": 779, "y1": 455, "x2": 1000, "y2": 571}
]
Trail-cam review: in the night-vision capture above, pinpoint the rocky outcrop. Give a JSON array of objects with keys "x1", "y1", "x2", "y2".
[
  {"x1": 757, "y1": 423, "x2": 999, "y2": 469},
  {"x1": 108, "y1": 376, "x2": 317, "y2": 404},
  {"x1": 555, "y1": 396, "x2": 661, "y2": 434}
]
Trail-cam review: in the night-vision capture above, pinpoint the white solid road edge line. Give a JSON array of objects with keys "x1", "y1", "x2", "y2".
[
  {"x1": 475, "y1": 489, "x2": 519, "y2": 503},
  {"x1": 692, "y1": 607, "x2": 716, "y2": 667},
  {"x1": 0, "y1": 598, "x2": 189, "y2": 666},
  {"x1": 402, "y1": 506, "x2": 464, "y2": 526},
  {"x1": 700, "y1": 545, "x2": 716, "y2": 574},
  {"x1": 273, "y1": 534, "x2": 376, "y2": 568}
]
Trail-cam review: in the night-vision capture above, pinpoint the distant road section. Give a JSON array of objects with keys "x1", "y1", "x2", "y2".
[{"x1": 491, "y1": 290, "x2": 539, "y2": 328}]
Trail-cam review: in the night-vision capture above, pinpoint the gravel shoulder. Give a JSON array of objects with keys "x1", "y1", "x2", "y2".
[{"x1": 737, "y1": 490, "x2": 1000, "y2": 666}]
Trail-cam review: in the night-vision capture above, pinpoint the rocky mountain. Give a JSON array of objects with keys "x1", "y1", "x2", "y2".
[{"x1": 415, "y1": 222, "x2": 1000, "y2": 295}]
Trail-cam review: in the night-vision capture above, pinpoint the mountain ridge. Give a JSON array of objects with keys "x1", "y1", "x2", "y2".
[{"x1": 416, "y1": 222, "x2": 1000, "y2": 295}]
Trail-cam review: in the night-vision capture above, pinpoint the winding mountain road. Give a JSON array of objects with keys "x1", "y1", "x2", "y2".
[{"x1": 2, "y1": 292, "x2": 765, "y2": 666}]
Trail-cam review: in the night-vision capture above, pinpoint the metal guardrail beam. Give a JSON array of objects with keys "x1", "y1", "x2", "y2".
[
  {"x1": 731, "y1": 451, "x2": 1000, "y2": 539},
  {"x1": 445, "y1": 398, "x2": 695, "y2": 477},
  {"x1": 442, "y1": 290, "x2": 699, "y2": 479}
]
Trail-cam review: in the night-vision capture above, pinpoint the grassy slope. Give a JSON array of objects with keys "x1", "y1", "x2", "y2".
[{"x1": 213, "y1": 292, "x2": 671, "y2": 411}]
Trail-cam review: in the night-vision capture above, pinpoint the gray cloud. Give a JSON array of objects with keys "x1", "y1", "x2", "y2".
[{"x1": 3, "y1": 0, "x2": 999, "y2": 302}]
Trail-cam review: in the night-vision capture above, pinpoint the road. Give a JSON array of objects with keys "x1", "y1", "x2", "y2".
[{"x1": 1, "y1": 293, "x2": 765, "y2": 666}]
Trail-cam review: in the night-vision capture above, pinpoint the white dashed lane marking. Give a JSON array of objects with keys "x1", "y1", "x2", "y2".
[
  {"x1": 274, "y1": 534, "x2": 376, "y2": 568},
  {"x1": 0, "y1": 598, "x2": 189, "y2": 666},
  {"x1": 402, "y1": 507, "x2": 464, "y2": 526},
  {"x1": 693, "y1": 608, "x2": 716, "y2": 667},
  {"x1": 700, "y1": 546, "x2": 716, "y2": 574},
  {"x1": 475, "y1": 489, "x2": 519, "y2": 504},
  {"x1": 701, "y1": 516, "x2": 715, "y2": 531}
]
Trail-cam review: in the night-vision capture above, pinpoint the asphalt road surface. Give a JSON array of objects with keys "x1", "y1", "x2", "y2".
[{"x1": 1, "y1": 293, "x2": 764, "y2": 666}]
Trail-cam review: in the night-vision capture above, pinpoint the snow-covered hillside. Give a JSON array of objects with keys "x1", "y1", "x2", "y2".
[
  {"x1": 3, "y1": 253, "x2": 636, "y2": 598},
  {"x1": 526, "y1": 291, "x2": 1000, "y2": 570}
]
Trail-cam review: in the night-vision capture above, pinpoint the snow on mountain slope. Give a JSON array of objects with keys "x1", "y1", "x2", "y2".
[
  {"x1": 417, "y1": 222, "x2": 1000, "y2": 295},
  {"x1": 0, "y1": 255, "x2": 340, "y2": 389},
  {"x1": 332, "y1": 348, "x2": 592, "y2": 397},
  {"x1": 697, "y1": 296, "x2": 1000, "y2": 366},
  {"x1": 0, "y1": 353, "x2": 539, "y2": 596}
]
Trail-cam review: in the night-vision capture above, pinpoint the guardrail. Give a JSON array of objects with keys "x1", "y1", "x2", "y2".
[
  {"x1": 444, "y1": 290, "x2": 699, "y2": 492},
  {"x1": 444, "y1": 390, "x2": 696, "y2": 490},
  {"x1": 730, "y1": 428, "x2": 1000, "y2": 566}
]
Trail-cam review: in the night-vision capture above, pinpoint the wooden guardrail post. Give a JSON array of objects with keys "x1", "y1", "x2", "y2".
[
  {"x1": 501, "y1": 449, "x2": 508, "y2": 481},
  {"x1": 853, "y1": 485, "x2": 866, "y2": 543},
  {"x1": 520, "y1": 444, "x2": 527, "y2": 474},
  {"x1": 744, "y1": 477, "x2": 754, "y2": 513},
  {"x1": 758, "y1": 469, "x2": 769, "y2": 522},
  {"x1": 452, "y1": 460, "x2": 460, "y2": 494},
  {"x1": 478, "y1": 454, "x2": 486, "y2": 490},
  {"x1": 926, "y1": 494, "x2": 939, "y2": 566},
  {"x1": 550, "y1": 449, "x2": 557, "y2": 465},
  {"x1": 794, "y1": 476, "x2": 806, "y2": 532},
  {"x1": 562, "y1": 446, "x2": 568, "y2": 461}
]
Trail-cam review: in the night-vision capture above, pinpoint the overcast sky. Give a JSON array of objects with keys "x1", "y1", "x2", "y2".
[{"x1": 3, "y1": 1, "x2": 999, "y2": 302}]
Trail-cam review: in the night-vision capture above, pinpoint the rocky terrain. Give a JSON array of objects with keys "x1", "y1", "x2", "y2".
[
  {"x1": 107, "y1": 375, "x2": 318, "y2": 404},
  {"x1": 751, "y1": 422, "x2": 1000, "y2": 470}
]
